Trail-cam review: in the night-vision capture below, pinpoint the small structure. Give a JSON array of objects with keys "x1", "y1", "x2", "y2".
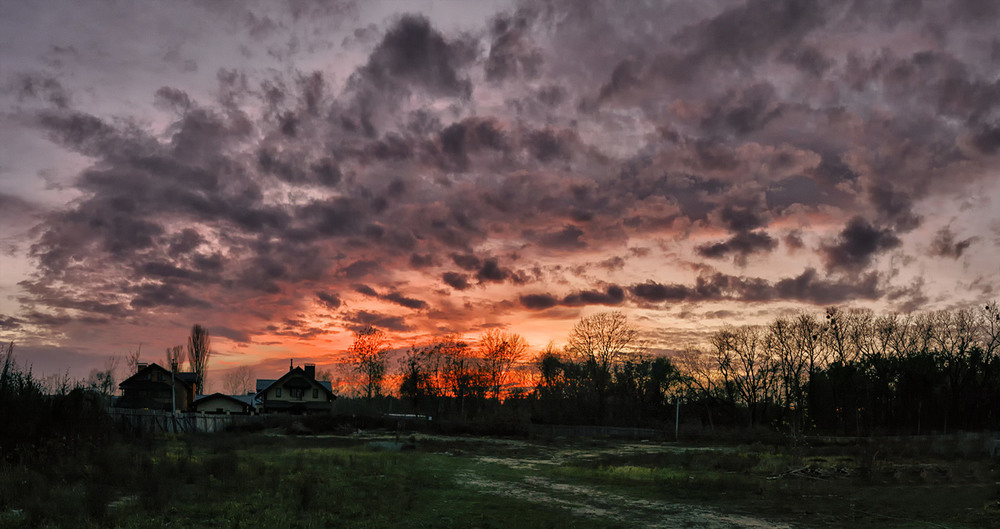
[
  {"x1": 255, "y1": 362, "x2": 335, "y2": 414},
  {"x1": 118, "y1": 362, "x2": 197, "y2": 412},
  {"x1": 193, "y1": 393, "x2": 254, "y2": 414}
]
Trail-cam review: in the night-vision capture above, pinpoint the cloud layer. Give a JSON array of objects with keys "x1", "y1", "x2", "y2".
[{"x1": 2, "y1": 0, "x2": 999, "y2": 378}]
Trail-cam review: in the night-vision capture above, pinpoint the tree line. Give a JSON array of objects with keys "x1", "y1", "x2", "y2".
[
  {"x1": 347, "y1": 305, "x2": 1000, "y2": 435},
  {"x1": 682, "y1": 305, "x2": 1000, "y2": 435}
]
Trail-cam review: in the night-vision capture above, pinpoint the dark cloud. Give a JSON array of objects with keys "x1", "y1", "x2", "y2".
[
  {"x1": 535, "y1": 224, "x2": 586, "y2": 249},
  {"x1": 629, "y1": 268, "x2": 881, "y2": 306},
  {"x1": 696, "y1": 230, "x2": 778, "y2": 264},
  {"x1": 560, "y1": 286, "x2": 625, "y2": 307},
  {"x1": 718, "y1": 204, "x2": 767, "y2": 232},
  {"x1": 15, "y1": 74, "x2": 71, "y2": 108},
  {"x1": 213, "y1": 326, "x2": 251, "y2": 343},
  {"x1": 784, "y1": 230, "x2": 805, "y2": 251},
  {"x1": 822, "y1": 217, "x2": 902, "y2": 272},
  {"x1": 773, "y1": 268, "x2": 881, "y2": 304},
  {"x1": 451, "y1": 253, "x2": 481, "y2": 271},
  {"x1": 383, "y1": 291, "x2": 428, "y2": 310},
  {"x1": 485, "y1": 9, "x2": 542, "y2": 82},
  {"x1": 519, "y1": 293, "x2": 558, "y2": 310},
  {"x1": 701, "y1": 83, "x2": 784, "y2": 136},
  {"x1": 476, "y1": 258, "x2": 511, "y2": 283},
  {"x1": 526, "y1": 128, "x2": 573, "y2": 162},
  {"x1": 971, "y1": 123, "x2": 1000, "y2": 154},
  {"x1": 0, "y1": 315, "x2": 24, "y2": 330},
  {"x1": 630, "y1": 281, "x2": 690, "y2": 303},
  {"x1": 166, "y1": 229, "x2": 204, "y2": 257},
  {"x1": 352, "y1": 284, "x2": 426, "y2": 309},
  {"x1": 436, "y1": 117, "x2": 508, "y2": 170},
  {"x1": 676, "y1": 0, "x2": 826, "y2": 67},
  {"x1": 129, "y1": 282, "x2": 210, "y2": 309},
  {"x1": 342, "y1": 260, "x2": 379, "y2": 279},
  {"x1": 869, "y1": 183, "x2": 921, "y2": 232},
  {"x1": 343, "y1": 310, "x2": 412, "y2": 333},
  {"x1": 777, "y1": 45, "x2": 832, "y2": 77},
  {"x1": 929, "y1": 227, "x2": 978, "y2": 259},
  {"x1": 317, "y1": 291, "x2": 342, "y2": 309},
  {"x1": 442, "y1": 272, "x2": 471, "y2": 291},
  {"x1": 352, "y1": 14, "x2": 474, "y2": 98}
]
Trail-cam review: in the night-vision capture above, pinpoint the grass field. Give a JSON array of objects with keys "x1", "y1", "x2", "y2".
[{"x1": 2, "y1": 429, "x2": 998, "y2": 528}]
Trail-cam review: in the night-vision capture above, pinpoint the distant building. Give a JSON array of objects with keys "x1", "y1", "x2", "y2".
[
  {"x1": 193, "y1": 393, "x2": 255, "y2": 414},
  {"x1": 117, "y1": 363, "x2": 196, "y2": 412},
  {"x1": 255, "y1": 362, "x2": 335, "y2": 414}
]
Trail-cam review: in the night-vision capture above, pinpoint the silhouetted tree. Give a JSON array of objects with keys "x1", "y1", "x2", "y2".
[
  {"x1": 566, "y1": 311, "x2": 643, "y2": 422},
  {"x1": 165, "y1": 344, "x2": 185, "y2": 372},
  {"x1": 479, "y1": 329, "x2": 527, "y2": 400},
  {"x1": 125, "y1": 345, "x2": 141, "y2": 374},
  {"x1": 187, "y1": 325, "x2": 211, "y2": 394},
  {"x1": 223, "y1": 365, "x2": 254, "y2": 395},
  {"x1": 349, "y1": 326, "x2": 391, "y2": 399}
]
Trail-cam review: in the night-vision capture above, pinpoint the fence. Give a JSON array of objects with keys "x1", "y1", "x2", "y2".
[{"x1": 108, "y1": 408, "x2": 260, "y2": 434}]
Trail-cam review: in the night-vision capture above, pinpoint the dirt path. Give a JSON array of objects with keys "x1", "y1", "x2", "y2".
[{"x1": 458, "y1": 455, "x2": 791, "y2": 529}]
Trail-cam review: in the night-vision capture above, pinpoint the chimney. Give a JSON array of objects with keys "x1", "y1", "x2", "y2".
[
  {"x1": 289, "y1": 358, "x2": 293, "y2": 371},
  {"x1": 137, "y1": 362, "x2": 148, "y2": 373},
  {"x1": 304, "y1": 364, "x2": 316, "y2": 380}
]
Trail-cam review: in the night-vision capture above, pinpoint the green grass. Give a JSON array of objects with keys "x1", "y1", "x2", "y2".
[
  {"x1": 538, "y1": 442, "x2": 1000, "y2": 528},
  {"x1": 0, "y1": 433, "x2": 619, "y2": 529},
  {"x1": 2, "y1": 432, "x2": 997, "y2": 528}
]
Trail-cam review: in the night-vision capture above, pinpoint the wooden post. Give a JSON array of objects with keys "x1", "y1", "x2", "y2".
[{"x1": 675, "y1": 397, "x2": 680, "y2": 442}]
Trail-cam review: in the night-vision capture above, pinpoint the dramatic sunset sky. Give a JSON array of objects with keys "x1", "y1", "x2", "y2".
[{"x1": 2, "y1": 0, "x2": 999, "y2": 390}]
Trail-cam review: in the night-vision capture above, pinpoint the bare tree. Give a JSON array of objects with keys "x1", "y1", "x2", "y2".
[
  {"x1": 479, "y1": 329, "x2": 527, "y2": 400},
  {"x1": 165, "y1": 344, "x2": 186, "y2": 371},
  {"x1": 223, "y1": 365, "x2": 254, "y2": 395},
  {"x1": 88, "y1": 355, "x2": 121, "y2": 397},
  {"x1": 349, "y1": 326, "x2": 391, "y2": 399},
  {"x1": 566, "y1": 311, "x2": 643, "y2": 420},
  {"x1": 125, "y1": 345, "x2": 142, "y2": 374},
  {"x1": 674, "y1": 346, "x2": 719, "y2": 430},
  {"x1": 713, "y1": 325, "x2": 776, "y2": 427},
  {"x1": 980, "y1": 301, "x2": 1000, "y2": 360},
  {"x1": 187, "y1": 324, "x2": 211, "y2": 394}
]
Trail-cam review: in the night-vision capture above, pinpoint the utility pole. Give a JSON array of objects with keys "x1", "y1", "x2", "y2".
[
  {"x1": 171, "y1": 359, "x2": 177, "y2": 416},
  {"x1": 675, "y1": 394, "x2": 681, "y2": 442}
]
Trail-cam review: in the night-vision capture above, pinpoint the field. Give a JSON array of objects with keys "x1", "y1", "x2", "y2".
[{"x1": 2, "y1": 428, "x2": 998, "y2": 528}]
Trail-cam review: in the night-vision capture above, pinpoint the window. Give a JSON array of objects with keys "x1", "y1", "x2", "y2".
[
  {"x1": 275, "y1": 388, "x2": 282, "y2": 397},
  {"x1": 290, "y1": 388, "x2": 304, "y2": 399},
  {"x1": 312, "y1": 388, "x2": 318, "y2": 399}
]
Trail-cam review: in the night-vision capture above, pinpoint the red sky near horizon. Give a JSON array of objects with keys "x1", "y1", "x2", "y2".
[{"x1": 2, "y1": 0, "x2": 1000, "y2": 393}]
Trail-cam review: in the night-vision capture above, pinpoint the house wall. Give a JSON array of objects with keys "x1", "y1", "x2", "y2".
[
  {"x1": 197, "y1": 397, "x2": 246, "y2": 414},
  {"x1": 265, "y1": 377, "x2": 329, "y2": 403}
]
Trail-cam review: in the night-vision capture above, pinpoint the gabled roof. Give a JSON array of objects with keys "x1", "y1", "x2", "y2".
[
  {"x1": 119, "y1": 362, "x2": 196, "y2": 390},
  {"x1": 256, "y1": 379, "x2": 276, "y2": 393},
  {"x1": 194, "y1": 393, "x2": 254, "y2": 408},
  {"x1": 255, "y1": 366, "x2": 334, "y2": 398}
]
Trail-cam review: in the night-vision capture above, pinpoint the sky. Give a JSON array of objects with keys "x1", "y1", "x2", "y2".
[{"x1": 2, "y1": 0, "x2": 1000, "y2": 391}]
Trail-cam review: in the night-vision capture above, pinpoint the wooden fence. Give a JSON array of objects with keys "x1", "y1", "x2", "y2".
[{"x1": 108, "y1": 408, "x2": 261, "y2": 434}]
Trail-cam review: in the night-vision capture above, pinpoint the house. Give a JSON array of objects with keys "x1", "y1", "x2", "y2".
[
  {"x1": 118, "y1": 362, "x2": 197, "y2": 412},
  {"x1": 255, "y1": 362, "x2": 335, "y2": 414},
  {"x1": 193, "y1": 393, "x2": 255, "y2": 414}
]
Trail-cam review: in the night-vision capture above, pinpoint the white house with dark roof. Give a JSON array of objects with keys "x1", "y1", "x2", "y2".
[
  {"x1": 193, "y1": 393, "x2": 255, "y2": 414},
  {"x1": 254, "y1": 362, "x2": 335, "y2": 414}
]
